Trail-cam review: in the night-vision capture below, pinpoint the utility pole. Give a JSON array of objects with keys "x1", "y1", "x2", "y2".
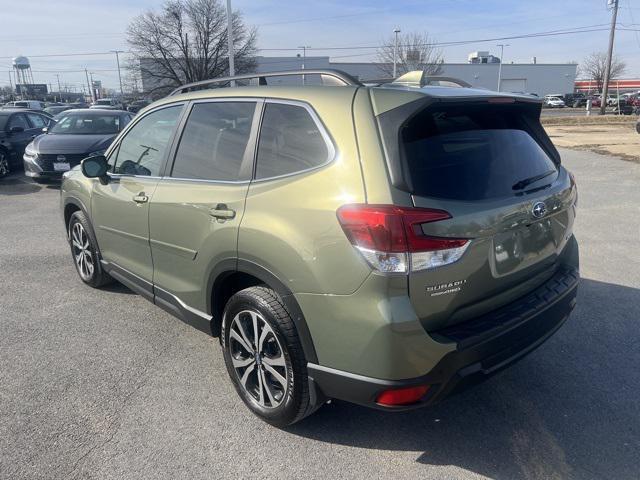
[
  {"x1": 226, "y1": 0, "x2": 236, "y2": 86},
  {"x1": 89, "y1": 72, "x2": 96, "y2": 100},
  {"x1": 298, "y1": 46, "x2": 310, "y2": 84},
  {"x1": 85, "y1": 68, "x2": 93, "y2": 103},
  {"x1": 600, "y1": 0, "x2": 619, "y2": 115},
  {"x1": 110, "y1": 50, "x2": 124, "y2": 97},
  {"x1": 496, "y1": 43, "x2": 509, "y2": 91},
  {"x1": 55, "y1": 74, "x2": 62, "y2": 102},
  {"x1": 393, "y1": 27, "x2": 401, "y2": 78}
]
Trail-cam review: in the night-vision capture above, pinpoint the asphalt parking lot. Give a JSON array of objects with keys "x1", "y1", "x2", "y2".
[{"x1": 1, "y1": 148, "x2": 639, "y2": 480}]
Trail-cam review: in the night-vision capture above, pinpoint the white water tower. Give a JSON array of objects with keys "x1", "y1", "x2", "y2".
[{"x1": 12, "y1": 56, "x2": 34, "y2": 86}]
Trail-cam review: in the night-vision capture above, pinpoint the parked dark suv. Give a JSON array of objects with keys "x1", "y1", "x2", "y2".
[{"x1": 0, "y1": 109, "x2": 54, "y2": 177}]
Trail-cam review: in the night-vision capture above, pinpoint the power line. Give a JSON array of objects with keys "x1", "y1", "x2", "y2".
[
  {"x1": 0, "y1": 23, "x2": 619, "y2": 61},
  {"x1": 624, "y1": 0, "x2": 640, "y2": 49}
]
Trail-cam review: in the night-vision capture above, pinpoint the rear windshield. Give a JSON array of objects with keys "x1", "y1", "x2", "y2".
[{"x1": 400, "y1": 104, "x2": 557, "y2": 201}]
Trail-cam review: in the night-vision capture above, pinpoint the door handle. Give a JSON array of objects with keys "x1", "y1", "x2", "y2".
[
  {"x1": 133, "y1": 193, "x2": 149, "y2": 204},
  {"x1": 209, "y1": 203, "x2": 235, "y2": 220}
]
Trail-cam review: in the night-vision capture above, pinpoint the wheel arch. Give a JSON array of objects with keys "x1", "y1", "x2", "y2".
[
  {"x1": 208, "y1": 259, "x2": 318, "y2": 364},
  {"x1": 63, "y1": 197, "x2": 103, "y2": 257}
]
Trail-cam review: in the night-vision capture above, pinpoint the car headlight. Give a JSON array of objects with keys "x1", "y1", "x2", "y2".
[
  {"x1": 87, "y1": 149, "x2": 106, "y2": 157},
  {"x1": 24, "y1": 144, "x2": 38, "y2": 158}
]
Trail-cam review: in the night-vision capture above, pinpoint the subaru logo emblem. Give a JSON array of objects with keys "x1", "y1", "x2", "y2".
[
  {"x1": 531, "y1": 201, "x2": 547, "y2": 219},
  {"x1": 57, "y1": 155, "x2": 66, "y2": 161}
]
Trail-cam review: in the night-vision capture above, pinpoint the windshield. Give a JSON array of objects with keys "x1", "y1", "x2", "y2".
[{"x1": 50, "y1": 113, "x2": 121, "y2": 135}]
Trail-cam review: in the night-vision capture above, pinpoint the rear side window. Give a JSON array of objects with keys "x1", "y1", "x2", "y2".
[
  {"x1": 8, "y1": 113, "x2": 29, "y2": 130},
  {"x1": 255, "y1": 103, "x2": 330, "y2": 179},
  {"x1": 172, "y1": 102, "x2": 256, "y2": 181},
  {"x1": 400, "y1": 104, "x2": 557, "y2": 200}
]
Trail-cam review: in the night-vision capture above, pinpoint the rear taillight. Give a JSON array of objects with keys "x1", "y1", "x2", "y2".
[{"x1": 336, "y1": 204, "x2": 469, "y2": 273}]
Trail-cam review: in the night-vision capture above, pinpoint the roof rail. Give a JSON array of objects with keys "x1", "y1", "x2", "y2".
[{"x1": 168, "y1": 69, "x2": 362, "y2": 96}]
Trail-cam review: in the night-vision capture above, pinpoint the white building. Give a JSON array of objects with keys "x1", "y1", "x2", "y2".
[{"x1": 140, "y1": 55, "x2": 578, "y2": 97}]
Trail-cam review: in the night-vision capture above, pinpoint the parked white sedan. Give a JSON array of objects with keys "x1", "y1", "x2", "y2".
[{"x1": 544, "y1": 96, "x2": 566, "y2": 108}]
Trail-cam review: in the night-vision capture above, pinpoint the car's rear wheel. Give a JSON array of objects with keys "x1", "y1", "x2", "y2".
[
  {"x1": 68, "y1": 211, "x2": 112, "y2": 288},
  {"x1": 222, "y1": 286, "x2": 314, "y2": 427},
  {"x1": 0, "y1": 150, "x2": 9, "y2": 178}
]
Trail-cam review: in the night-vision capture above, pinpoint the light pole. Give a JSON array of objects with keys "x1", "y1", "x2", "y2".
[
  {"x1": 393, "y1": 28, "x2": 401, "y2": 78},
  {"x1": 601, "y1": 0, "x2": 619, "y2": 115},
  {"x1": 110, "y1": 50, "x2": 124, "y2": 97},
  {"x1": 226, "y1": 0, "x2": 236, "y2": 86},
  {"x1": 298, "y1": 45, "x2": 310, "y2": 84},
  {"x1": 496, "y1": 43, "x2": 509, "y2": 91}
]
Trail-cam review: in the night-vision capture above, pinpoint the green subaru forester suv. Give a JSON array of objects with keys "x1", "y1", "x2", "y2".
[{"x1": 60, "y1": 70, "x2": 579, "y2": 427}]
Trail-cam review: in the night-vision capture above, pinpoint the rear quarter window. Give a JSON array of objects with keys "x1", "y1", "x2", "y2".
[{"x1": 255, "y1": 102, "x2": 331, "y2": 179}]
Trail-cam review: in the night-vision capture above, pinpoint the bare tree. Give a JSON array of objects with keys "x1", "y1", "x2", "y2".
[
  {"x1": 376, "y1": 32, "x2": 444, "y2": 78},
  {"x1": 581, "y1": 52, "x2": 626, "y2": 92},
  {"x1": 127, "y1": 0, "x2": 257, "y2": 97},
  {"x1": 123, "y1": 60, "x2": 144, "y2": 96}
]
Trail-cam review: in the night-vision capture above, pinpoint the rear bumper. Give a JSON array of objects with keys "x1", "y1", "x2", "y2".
[{"x1": 308, "y1": 266, "x2": 579, "y2": 410}]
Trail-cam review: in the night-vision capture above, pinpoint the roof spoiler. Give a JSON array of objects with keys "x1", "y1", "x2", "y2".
[{"x1": 371, "y1": 71, "x2": 472, "y2": 89}]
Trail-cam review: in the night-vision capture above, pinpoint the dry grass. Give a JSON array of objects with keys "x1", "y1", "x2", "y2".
[
  {"x1": 541, "y1": 115, "x2": 637, "y2": 127},
  {"x1": 544, "y1": 122, "x2": 640, "y2": 163}
]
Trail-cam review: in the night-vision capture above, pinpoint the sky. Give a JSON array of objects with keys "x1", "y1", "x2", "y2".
[{"x1": 0, "y1": 0, "x2": 639, "y2": 92}]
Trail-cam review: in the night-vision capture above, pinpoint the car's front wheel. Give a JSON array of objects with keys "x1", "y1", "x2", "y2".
[
  {"x1": 68, "y1": 211, "x2": 112, "y2": 288},
  {"x1": 222, "y1": 286, "x2": 314, "y2": 427},
  {"x1": 0, "y1": 150, "x2": 9, "y2": 178}
]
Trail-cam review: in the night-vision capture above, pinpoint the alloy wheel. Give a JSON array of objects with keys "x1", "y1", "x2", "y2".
[
  {"x1": 71, "y1": 222, "x2": 94, "y2": 281},
  {"x1": 229, "y1": 310, "x2": 289, "y2": 409},
  {"x1": 0, "y1": 152, "x2": 8, "y2": 177}
]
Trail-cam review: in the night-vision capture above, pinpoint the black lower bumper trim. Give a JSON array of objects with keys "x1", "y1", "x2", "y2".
[{"x1": 309, "y1": 266, "x2": 579, "y2": 410}]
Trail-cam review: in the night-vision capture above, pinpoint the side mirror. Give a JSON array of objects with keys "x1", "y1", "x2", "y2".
[
  {"x1": 42, "y1": 127, "x2": 48, "y2": 134},
  {"x1": 81, "y1": 155, "x2": 109, "y2": 182},
  {"x1": 9, "y1": 126, "x2": 24, "y2": 134}
]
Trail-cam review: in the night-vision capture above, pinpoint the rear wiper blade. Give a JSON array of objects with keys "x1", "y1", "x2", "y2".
[{"x1": 512, "y1": 170, "x2": 556, "y2": 191}]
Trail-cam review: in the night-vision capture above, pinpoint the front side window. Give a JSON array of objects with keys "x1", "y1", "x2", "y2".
[
  {"x1": 255, "y1": 103, "x2": 330, "y2": 179},
  {"x1": 26, "y1": 113, "x2": 46, "y2": 129},
  {"x1": 171, "y1": 102, "x2": 256, "y2": 181},
  {"x1": 111, "y1": 105, "x2": 182, "y2": 177}
]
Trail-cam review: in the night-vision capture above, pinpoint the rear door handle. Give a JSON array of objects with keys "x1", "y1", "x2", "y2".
[
  {"x1": 209, "y1": 204, "x2": 235, "y2": 220},
  {"x1": 133, "y1": 193, "x2": 149, "y2": 204}
]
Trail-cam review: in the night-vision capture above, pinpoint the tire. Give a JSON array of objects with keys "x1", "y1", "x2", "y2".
[
  {"x1": 0, "y1": 149, "x2": 9, "y2": 178},
  {"x1": 68, "y1": 211, "x2": 113, "y2": 288},
  {"x1": 221, "y1": 286, "x2": 313, "y2": 427}
]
